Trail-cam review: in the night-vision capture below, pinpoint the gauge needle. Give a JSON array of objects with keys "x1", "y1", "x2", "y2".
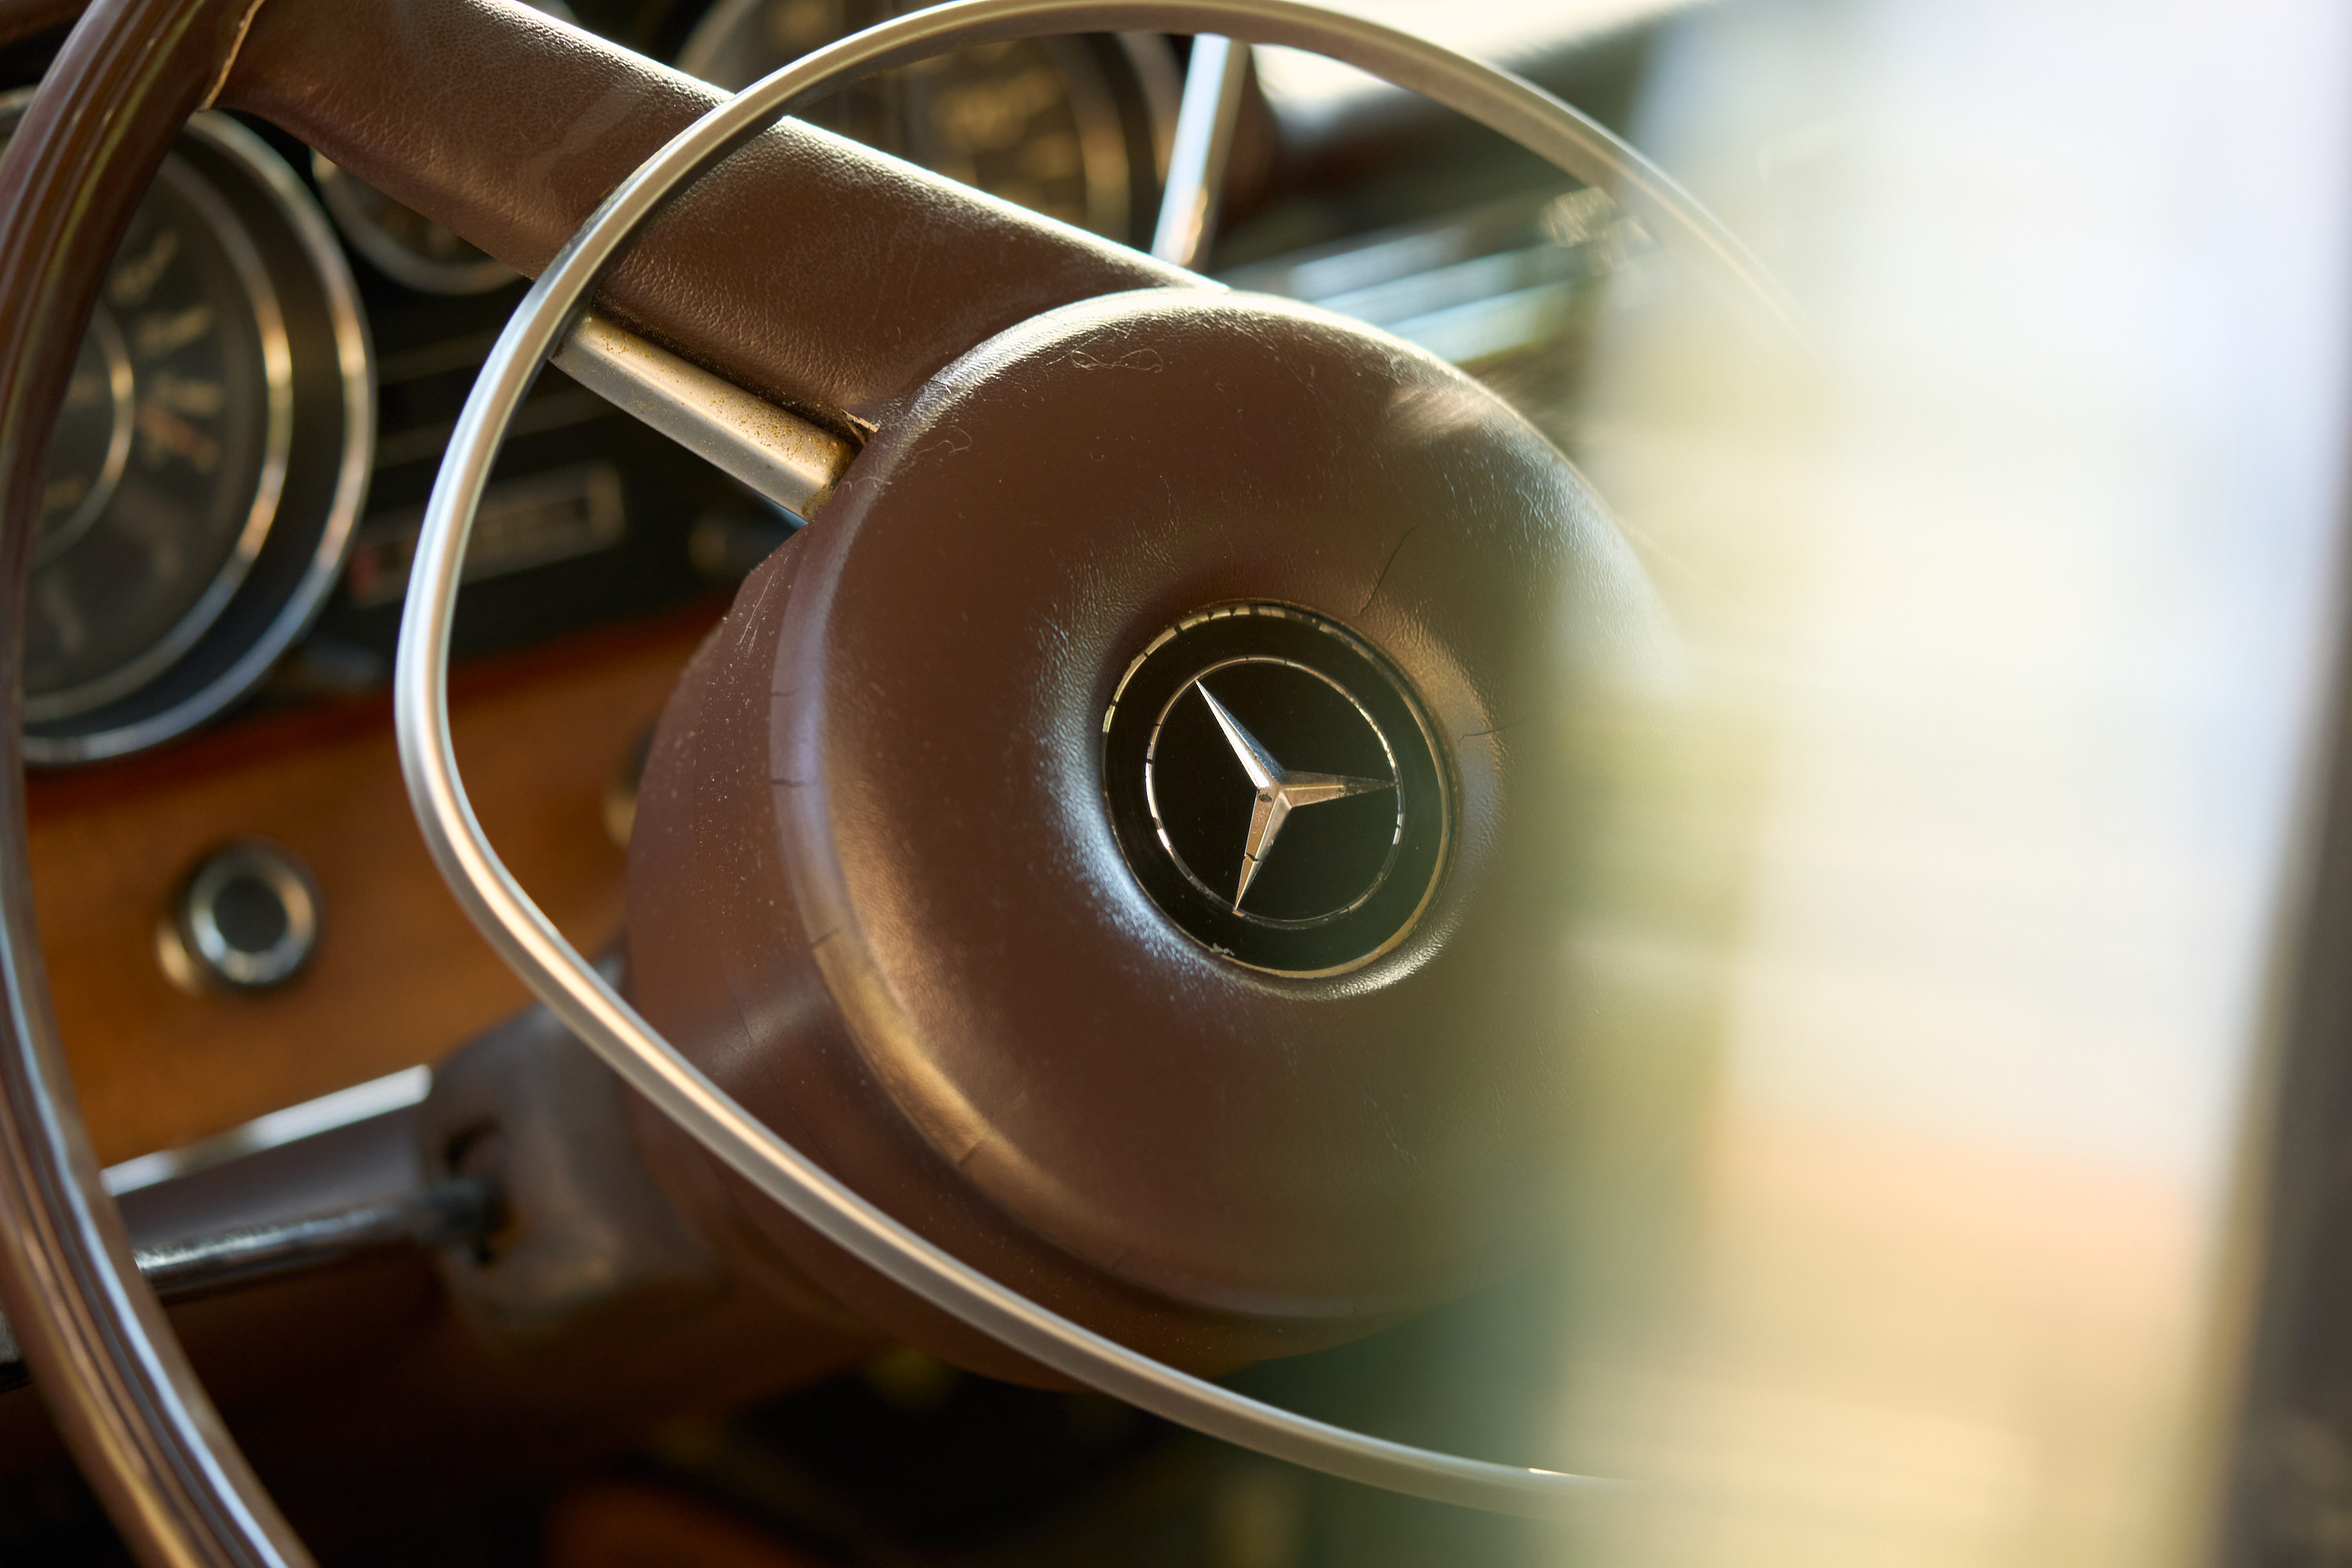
[
  {"x1": 135, "y1": 401, "x2": 218, "y2": 473},
  {"x1": 1196, "y1": 684, "x2": 1392, "y2": 912}
]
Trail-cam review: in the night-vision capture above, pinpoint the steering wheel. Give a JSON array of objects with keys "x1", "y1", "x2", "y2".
[{"x1": 0, "y1": 0, "x2": 1788, "y2": 1559}]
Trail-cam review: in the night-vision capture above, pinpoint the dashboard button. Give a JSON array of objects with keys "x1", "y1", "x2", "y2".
[{"x1": 158, "y1": 840, "x2": 321, "y2": 993}]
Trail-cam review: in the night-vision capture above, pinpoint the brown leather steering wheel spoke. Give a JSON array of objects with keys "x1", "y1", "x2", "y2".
[{"x1": 218, "y1": 0, "x2": 1201, "y2": 432}]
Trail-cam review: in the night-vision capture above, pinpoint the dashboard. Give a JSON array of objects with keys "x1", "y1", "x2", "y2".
[{"x1": 0, "y1": 0, "x2": 1678, "y2": 1172}]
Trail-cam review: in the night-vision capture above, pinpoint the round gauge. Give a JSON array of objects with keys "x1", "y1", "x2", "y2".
[
  {"x1": 311, "y1": 154, "x2": 517, "y2": 296},
  {"x1": 678, "y1": 2, "x2": 1176, "y2": 242},
  {"x1": 307, "y1": 0, "x2": 565, "y2": 296},
  {"x1": 25, "y1": 156, "x2": 291, "y2": 721},
  {"x1": 2, "y1": 100, "x2": 375, "y2": 765}
]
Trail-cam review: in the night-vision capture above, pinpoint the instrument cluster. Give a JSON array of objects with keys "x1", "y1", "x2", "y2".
[
  {"x1": 3, "y1": 93, "x2": 371, "y2": 765},
  {"x1": 5, "y1": 0, "x2": 1184, "y2": 768}
]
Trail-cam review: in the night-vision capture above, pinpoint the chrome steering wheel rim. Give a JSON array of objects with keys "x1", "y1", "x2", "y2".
[{"x1": 396, "y1": 0, "x2": 1796, "y2": 1523}]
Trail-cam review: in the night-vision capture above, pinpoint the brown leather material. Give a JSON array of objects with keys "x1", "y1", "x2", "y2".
[
  {"x1": 216, "y1": 0, "x2": 1203, "y2": 433},
  {"x1": 626, "y1": 288, "x2": 1684, "y2": 1376},
  {"x1": 626, "y1": 538, "x2": 1348, "y2": 1384},
  {"x1": 0, "y1": 0, "x2": 326, "y2": 1558}
]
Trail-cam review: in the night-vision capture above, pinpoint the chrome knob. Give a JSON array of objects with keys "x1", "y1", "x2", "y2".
[{"x1": 158, "y1": 840, "x2": 321, "y2": 993}]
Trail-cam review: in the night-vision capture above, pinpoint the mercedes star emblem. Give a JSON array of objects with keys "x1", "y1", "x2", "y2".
[
  {"x1": 1101, "y1": 604, "x2": 1450, "y2": 975},
  {"x1": 1193, "y1": 683, "x2": 1394, "y2": 912}
]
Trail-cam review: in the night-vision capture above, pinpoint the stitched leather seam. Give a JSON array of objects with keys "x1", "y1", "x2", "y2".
[{"x1": 197, "y1": 0, "x2": 270, "y2": 111}]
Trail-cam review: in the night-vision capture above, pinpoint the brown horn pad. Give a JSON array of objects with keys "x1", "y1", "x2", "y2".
[{"x1": 626, "y1": 289, "x2": 1675, "y2": 1375}]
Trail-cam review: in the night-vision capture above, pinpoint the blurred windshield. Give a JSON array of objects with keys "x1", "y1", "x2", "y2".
[
  {"x1": 1247, "y1": 0, "x2": 1697, "y2": 111},
  {"x1": 1243, "y1": 2, "x2": 2352, "y2": 1564}
]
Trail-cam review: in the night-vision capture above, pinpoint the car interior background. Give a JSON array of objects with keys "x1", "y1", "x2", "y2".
[{"x1": 0, "y1": 0, "x2": 2344, "y2": 1565}]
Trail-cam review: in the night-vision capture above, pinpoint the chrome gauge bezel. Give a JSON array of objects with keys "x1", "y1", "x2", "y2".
[
  {"x1": 14, "y1": 106, "x2": 375, "y2": 766},
  {"x1": 20, "y1": 154, "x2": 296, "y2": 724},
  {"x1": 310, "y1": 152, "x2": 520, "y2": 297},
  {"x1": 677, "y1": 4, "x2": 1177, "y2": 243}
]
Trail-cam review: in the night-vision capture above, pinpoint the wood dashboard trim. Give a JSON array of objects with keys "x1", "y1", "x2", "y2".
[{"x1": 27, "y1": 602, "x2": 721, "y2": 1165}]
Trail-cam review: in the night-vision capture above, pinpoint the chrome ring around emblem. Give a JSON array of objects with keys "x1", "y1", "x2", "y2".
[{"x1": 1103, "y1": 604, "x2": 1450, "y2": 975}]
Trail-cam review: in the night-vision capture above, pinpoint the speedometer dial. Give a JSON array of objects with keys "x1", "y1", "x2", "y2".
[
  {"x1": 2, "y1": 100, "x2": 375, "y2": 764},
  {"x1": 26, "y1": 156, "x2": 292, "y2": 722},
  {"x1": 678, "y1": 1, "x2": 1174, "y2": 242}
]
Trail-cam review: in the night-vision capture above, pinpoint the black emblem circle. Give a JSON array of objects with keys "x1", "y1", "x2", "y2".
[{"x1": 1102, "y1": 604, "x2": 1450, "y2": 975}]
